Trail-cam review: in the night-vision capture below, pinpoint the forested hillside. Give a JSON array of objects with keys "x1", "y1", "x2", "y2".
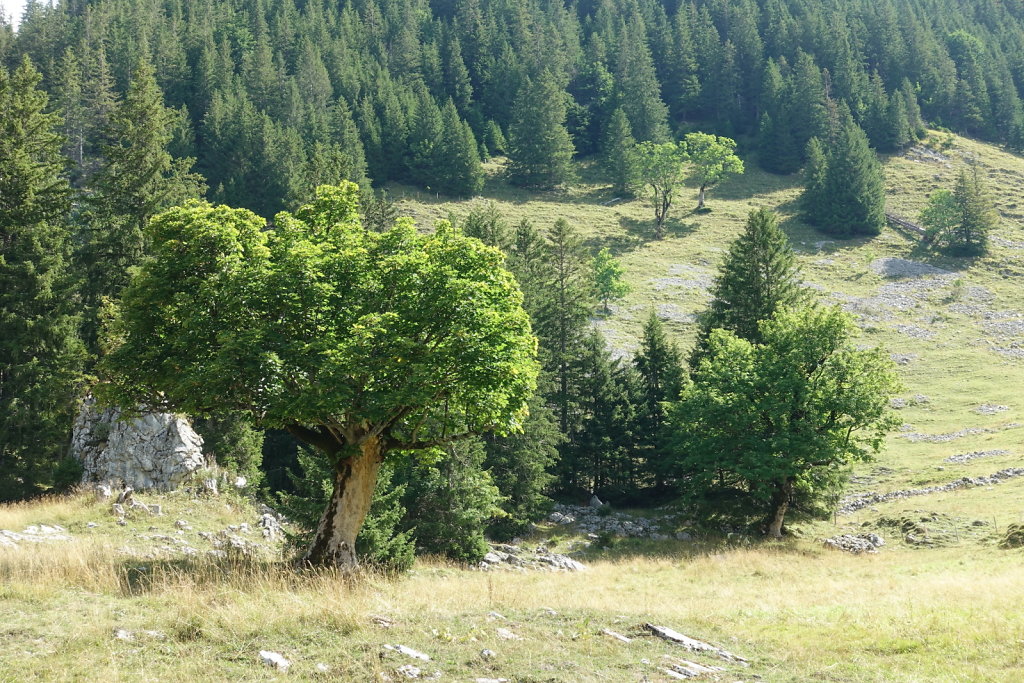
[{"x1": 4, "y1": 0, "x2": 1024, "y2": 212}]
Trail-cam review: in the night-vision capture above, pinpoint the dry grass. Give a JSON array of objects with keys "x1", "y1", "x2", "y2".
[{"x1": 2, "y1": 493, "x2": 1024, "y2": 680}]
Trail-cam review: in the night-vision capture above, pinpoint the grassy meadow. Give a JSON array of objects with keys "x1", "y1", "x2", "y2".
[{"x1": 3, "y1": 132, "x2": 1024, "y2": 681}]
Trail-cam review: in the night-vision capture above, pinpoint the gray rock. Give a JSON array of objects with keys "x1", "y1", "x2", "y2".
[
  {"x1": 202, "y1": 478, "x2": 219, "y2": 496},
  {"x1": 589, "y1": 494, "x2": 605, "y2": 508},
  {"x1": 257, "y1": 513, "x2": 282, "y2": 540},
  {"x1": 945, "y1": 449, "x2": 1010, "y2": 464},
  {"x1": 258, "y1": 650, "x2": 290, "y2": 672},
  {"x1": 383, "y1": 644, "x2": 431, "y2": 661},
  {"x1": 839, "y1": 467, "x2": 1024, "y2": 514},
  {"x1": 824, "y1": 534, "x2": 884, "y2": 554},
  {"x1": 395, "y1": 664, "x2": 422, "y2": 679},
  {"x1": 71, "y1": 396, "x2": 206, "y2": 491}
]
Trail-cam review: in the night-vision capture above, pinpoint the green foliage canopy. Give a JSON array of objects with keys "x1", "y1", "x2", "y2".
[
  {"x1": 633, "y1": 140, "x2": 688, "y2": 238},
  {"x1": 100, "y1": 182, "x2": 539, "y2": 453},
  {"x1": 682, "y1": 132, "x2": 744, "y2": 210},
  {"x1": 667, "y1": 306, "x2": 900, "y2": 536}
]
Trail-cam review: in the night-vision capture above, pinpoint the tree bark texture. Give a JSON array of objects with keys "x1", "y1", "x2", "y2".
[
  {"x1": 766, "y1": 478, "x2": 793, "y2": 538},
  {"x1": 301, "y1": 436, "x2": 385, "y2": 569}
]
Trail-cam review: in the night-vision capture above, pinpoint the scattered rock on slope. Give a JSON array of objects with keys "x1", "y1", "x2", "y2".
[
  {"x1": 823, "y1": 534, "x2": 884, "y2": 554},
  {"x1": 0, "y1": 525, "x2": 71, "y2": 549}
]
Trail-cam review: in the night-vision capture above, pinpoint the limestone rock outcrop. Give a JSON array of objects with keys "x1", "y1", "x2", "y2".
[{"x1": 71, "y1": 396, "x2": 206, "y2": 490}]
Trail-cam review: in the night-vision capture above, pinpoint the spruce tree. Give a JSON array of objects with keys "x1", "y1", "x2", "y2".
[
  {"x1": 458, "y1": 202, "x2": 510, "y2": 251},
  {"x1": 534, "y1": 219, "x2": 593, "y2": 490},
  {"x1": 757, "y1": 59, "x2": 801, "y2": 174},
  {"x1": 84, "y1": 58, "x2": 205, "y2": 345},
  {"x1": 407, "y1": 84, "x2": 444, "y2": 187},
  {"x1": 800, "y1": 136, "x2": 828, "y2": 224},
  {"x1": 507, "y1": 71, "x2": 576, "y2": 189},
  {"x1": 0, "y1": 58, "x2": 85, "y2": 501},
  {"x1": 614, "y1": 17, "x2": 671, "y2": 143},
  {"x1": 574, "y1": 329, "x2": 631, "y2": 495},
  {"x1": 436, "y1": 99, "x2": 484, "y2": 196},
  {"x1": 949, "y1": 165, "x2": 996, "y2": 256},
  {"x1": 603, "y1": 107, "x2": 638, "y2": 195},
  {"x1": 633, "y1": 311, "x2": 684, "y2": 488},
  {"x1": 816, "y1": 115, "x2": 886, "y2": 237},
  {"x1": 481, "y1": 390, "x2": 559, "y2": 541},
  {"x1": 692, "y1": 208, "x2": 808, "y2": 362}
]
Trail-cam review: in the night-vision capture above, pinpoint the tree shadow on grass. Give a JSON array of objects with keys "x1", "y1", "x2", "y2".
[
  {"x1": 575, "y1": 533, "x2": 818, "y2": 563},
  {"x1": 618, "y1": 215, "x2": 700, "y2": 243},
  {"x1": 114, "y1": 554, "x2": 332, "y2": 598}
]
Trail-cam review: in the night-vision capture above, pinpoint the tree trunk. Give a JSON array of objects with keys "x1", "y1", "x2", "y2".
[
  {"x1": 766, "y1": 479, "x2": 793, "y2": 538},
  {"x1": 301, "y1": 436, "x2": 385, "y2": 569},
  {"x1": 696, "y1": 185, "x2": 707, "y2": 210}
]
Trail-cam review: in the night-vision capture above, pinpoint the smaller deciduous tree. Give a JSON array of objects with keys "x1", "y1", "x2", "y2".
[
  {"x1": 592, "y1": 247, "x2": 629, "y2": 312},
  {"x1": 920, "y1": 166, "x2": 997, "y2": 256},
  {"x1": 665, "y1": 306, "x2": 900, "y2": 537},
  {"x1": 919, "y1": 188, "x2": 958, "y2": 244},
  {"x1": 682, "y1": 132, "x2": 744, "y2": 211},
  {"x1": 633, "y1": 140, "x2": 688, "y2": 238}
]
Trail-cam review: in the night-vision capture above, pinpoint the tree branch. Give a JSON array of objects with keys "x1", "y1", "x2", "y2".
[
  {"x1": 386, "y1": 431, "x2": 475, "y2": 451},
  {"x1": 286, "y1": 424, "x2": 343, "y2": 455}
]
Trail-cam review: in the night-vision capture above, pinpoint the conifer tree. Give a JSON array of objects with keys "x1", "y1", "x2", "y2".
[
  {"x1": 481, "y1": 390, "x2": 559, "y2": 541},
  {"x1": 757, "y1": 59, "x2": 801, "y2": 174},
  {"x1": 458, "y1": 202, "x2": 510, "y2": 251},
  {"x1": 407, "y1": 84, "x2": 444, "y2": 186},
  {"x1": 436, "y1": 99, "x2": 484, "y2": 196},
  {"x1": 0, "y1": 58, "x2": 85, "y2": 501},
  {"x1": 507, "y1": 71, "x2": 576, "y2": 189},
  {"x1": 602, "y1": 107, "x2": 638, "y2": 195},
  {"x1": 800, "y1": 136, "x2": 828, "y2": 223},
  {"x1": 949, "y1": 165, "x2": 996, "y2": 256},
  {"x1": 633, "y1": 311, "x2": 684, "y2": 487},
  {"x1": 814, "y1": 114, "x2": 886, "y2": 237},
  {"x1": 573, "y1": 329, "x2": 632, "y2": 495},
  {"x1": 692, "y1": 208, "x2": 808, "y2": 364},
  {"x1": 534, "y1": 219, "x2": 593, "y2": 489},
  {"x1": 84, "y1": 58, "x2": 205, "y2": 344},
  {"x1": 483, "y1": 119, "x2": 506, "y2": 155},
  {"x1": 506, "y1": 217, "x2": 549, "y2": 317},
  {"x1": 614, "y1": 17, "x2": 671, "y2": 143}
]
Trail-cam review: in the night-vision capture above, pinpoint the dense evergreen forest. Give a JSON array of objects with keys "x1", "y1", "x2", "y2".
[
  {"x1": 4, "y1": 0, "x2": 1024, "y2": 207},
  {"x1": 0, "y1": 0, "x2": 1013, "y2": 562}
]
